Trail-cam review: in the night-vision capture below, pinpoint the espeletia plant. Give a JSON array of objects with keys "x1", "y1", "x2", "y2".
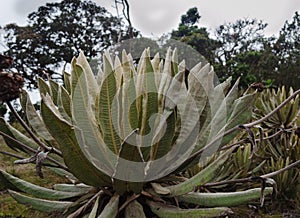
[{"x1": 0, "y1": 48, "x2": 276, "y2": 217}]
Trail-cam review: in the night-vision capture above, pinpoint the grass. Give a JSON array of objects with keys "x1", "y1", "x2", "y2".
[{"x1": 0, "y1": 137, "x2": 68, "y2": 218}]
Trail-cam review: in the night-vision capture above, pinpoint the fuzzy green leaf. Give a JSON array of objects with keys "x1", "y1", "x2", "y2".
[
  {"x1": 0, "y1": 118, "x2": 38, "y2": 152},
  {"x1": 63, "y1": 71, "x2": 72, "y2": 93},
  {"x1": 147, "y1": 200, "x2": 232, "y2": 218},
  {"x1": 113, "y1": 129, "x2": 145, "y2": 194},
  {"x1": 41, "y1": 95, "x2": 111, "y2": 187},
  {"x1": 97, "y1": 56, "x2": 120, "y2": 154},
  {"x1": 20, "y1": 91, "x2": 54, "y2": 142},
  {"x1": 8, "y1": 190, "x2": 73, "y2": 213},
  {"x1": 53, "y1": 183, "x2": 93, "y2": 194},
  {"x1": 0, "y1": 170, "x2": 84, "y2": 200},
  {"x1": 88, "y1": 196, "x2": 100, "y2": 218},
  {"x1": 71, "y1": 59, "x2": 115, "y2": 176},
  {"x1": 76, "y1": 50, "x2": 98, "y2": 101},
  {"x1": 153, "y1": 148, "x2": 233, "y2": 196},
  {"x1": 38, "y1": 77, "x2": 51, "y2": 98},
  {"x1": 49, "y1": 80, "x2": 59, "y2": 105},
  {"x1": 99, "y1": 193, "x2": 119, "y2": 218},
  {"x1": 125, "y1": 200, "x2": 146, "y2": 218},
  {"x1": 178, "y1": 187, "x2": 273, "y2": 207}
]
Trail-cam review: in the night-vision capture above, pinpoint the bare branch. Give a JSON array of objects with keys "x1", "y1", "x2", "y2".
[{"x1": 114, "y1": 0, "x2": 133, "y2": 38}]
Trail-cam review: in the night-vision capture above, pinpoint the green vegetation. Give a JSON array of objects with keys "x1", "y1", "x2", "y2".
[
  {"x1": 0, "y1": 1, "x2": 299, "y2": 217},
  {"x1": 2, "y1": 0, "x2": 136, "y2": 89},
  {"x1": 170, "y1": 8, "x2": 300, "y2": 90},
  {"x1": 0, "y1": 49, "x2": 287, "y2": 217},
  {"x1": 198, "y1": 86, "x2": 300, "y2": 214},
  {"x1": 0, "y1": 137, "x2": 68, "y2": 217}
]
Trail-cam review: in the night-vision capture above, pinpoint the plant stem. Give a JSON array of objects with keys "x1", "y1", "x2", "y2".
[
  {"x1": 221, "y1": 127, "x2": 293, "y2": 150},
  {"x1": 261, "y1": 159, "x2": 300, "y2": 178},
  {"x1": 0, "y1": 150, "x2": 24, "y2": 159},
  {"x1": 204, "y1": 159, "x2": 300, "y2": 188},
  {"x1": 0, "y1": 130, "x2": 36, "y2": 153},
  {"x1": 118, "y1": 193, "x2": 141, "y2": 213},
  {"x1": 6, "y1": 101, "x2": 62, "y2": 156},
  {"x1": 0, "y1": 131, "x2": 69, "y2": 171},
  {"x1": 67, "y1": 190, "x2": 103, "y2": 218},
  {"x1": 221, "y1": 139, "x2": 247, "y2": 150}
]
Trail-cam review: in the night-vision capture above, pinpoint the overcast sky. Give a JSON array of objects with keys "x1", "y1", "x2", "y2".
[{"x1": 0, "y1": 0, "x2": 299, "y2": 39}]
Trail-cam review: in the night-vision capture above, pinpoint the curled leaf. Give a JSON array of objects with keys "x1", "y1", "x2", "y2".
[
  {"x1": 36, "y1": 150, "x2": 49, "y2": 178},
  {"x1": 14, "y1": 155, "x2": 36, "y2": 165}
]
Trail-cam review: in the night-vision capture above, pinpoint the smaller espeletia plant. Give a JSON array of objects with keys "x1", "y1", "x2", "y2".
[
  {"x1": 2, "y1": 48, "x2": 297, "y2": 217},
  {"x1": 253, "y1": 87, "x2": 300, "y2": 202},
  {"x1": 200, "y1": 85, "x2": 300, "y2": 213}
]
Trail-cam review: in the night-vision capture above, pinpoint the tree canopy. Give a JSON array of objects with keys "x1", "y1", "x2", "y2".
[
  {"x1": 171, "y1": 7, "x2": 218, "y2": 64},
  {"x1": 1, "y1": 4, "x2": 299, "y2": 90},
  {"x1": 170, "y1": 8, "x2": 300, "y2": 89},
  {"x1": 213, "y1": 18, "x2": 271, "y2": 87},
  {"x1": 3, "y1": 0, "x2": 134, "y2": 88},
  {"x1": 271, "y1": 12, "x2": 300, "y2": 89}
]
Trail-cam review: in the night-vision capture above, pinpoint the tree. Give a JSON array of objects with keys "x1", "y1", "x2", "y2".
[
  {"x1": 170, "y1": 7, "x2": 218, "y2": 65},
  {"x1": 170, "y1": 8, "x2": 299, "y2": 89},
  {"x1": 113, "y1": 0, "x2": 133, "y2": 37},
  {"x1": 179, "y1": 7, "x2": 201, "y2": 27},
  {"x1": 216, "y1": 41, "x2": 279, "y2": 88},
  {"x1": 212, "y1": 18, "x2": 275, "y2": 87},
  {"x1": 213, "y1": 15, "x2": 300, "y2": 89},
  {"x1": 272, "y1": 12, "x2": 300, "y2": 89},
  {"x1": 3, "y1": 0, "x2": 134, "y2": 88}
]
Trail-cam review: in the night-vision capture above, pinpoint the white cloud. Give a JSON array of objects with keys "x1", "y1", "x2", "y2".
[{"x1": 129, "y1": 0, "x2": 199, "y2": 36}]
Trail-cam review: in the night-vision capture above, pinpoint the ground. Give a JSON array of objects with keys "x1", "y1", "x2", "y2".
[{"x1": 0, "y1": 137, "x2": 67, "y2": 218}]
